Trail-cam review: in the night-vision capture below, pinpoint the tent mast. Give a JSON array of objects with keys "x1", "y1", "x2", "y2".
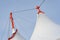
[
  {"x1": 8, "y1": 12, "x2": 18, "y2": 40},
  {"x1": 10, "y1": 12, "x2": 14, "y2": 29},
  {"x1": 10, "y1": 12, "x2": 16, "y2": 33}
]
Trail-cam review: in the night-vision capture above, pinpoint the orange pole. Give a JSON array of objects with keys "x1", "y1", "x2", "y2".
[
  {"x1": 10, "y1": 12, "x2": 14, "y2": 29},
  {"x1": 8, "y1": 12, "x2": 18, "y2": 40}
]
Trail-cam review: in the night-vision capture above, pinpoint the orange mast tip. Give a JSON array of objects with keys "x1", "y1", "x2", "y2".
[
  {"x1": 10, "y1": 12, "x2": 12, "y2": 15},
  {"x1": 35, "y1": 5, "x2": 44, "y2": 14},
  {"x1": 35, "y1": 5, "x2": 40, "y2": 9},
  {"x1": 10, "y1": 12, "x2": 12, "y2": 19}
]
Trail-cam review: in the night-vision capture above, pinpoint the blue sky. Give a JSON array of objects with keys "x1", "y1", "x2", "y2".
[{"x1": 0, "y1": 0, "x2": 60, "y2": 40}]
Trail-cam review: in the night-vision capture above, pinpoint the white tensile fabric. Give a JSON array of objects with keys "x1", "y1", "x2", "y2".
[
  {"x1": 30, "y1": 13, "x2": 60, "y2": 40},
  {"x1": 10, "y1": 31, "x2": 25, "y2": 40}
]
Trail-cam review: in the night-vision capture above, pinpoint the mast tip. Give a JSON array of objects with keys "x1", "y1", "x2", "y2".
[{"x1": 35, "y1": 5, "x2": 44, "y2": 14}]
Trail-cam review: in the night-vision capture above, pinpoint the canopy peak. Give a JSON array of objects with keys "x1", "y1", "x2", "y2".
[{"x1": 35, "y1": 5, "x2": 44, "y2": 14}]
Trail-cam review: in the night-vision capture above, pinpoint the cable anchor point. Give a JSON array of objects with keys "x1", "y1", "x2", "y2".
[{"x1": 35, "y1": 5, "x2": 44, "y2": 14}]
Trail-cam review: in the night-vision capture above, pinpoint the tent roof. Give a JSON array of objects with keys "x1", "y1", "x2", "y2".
[{"x1": 30, "y1": 13, "x2": 60, "y2": 40}]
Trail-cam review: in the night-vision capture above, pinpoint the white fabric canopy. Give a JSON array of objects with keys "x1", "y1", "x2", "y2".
[
  {"x1": 30, "y1": 13, "x2": 60, "y2": 40},
  {"x1": 10, "y1": 31, "x2": 25, "y2": 40}
]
